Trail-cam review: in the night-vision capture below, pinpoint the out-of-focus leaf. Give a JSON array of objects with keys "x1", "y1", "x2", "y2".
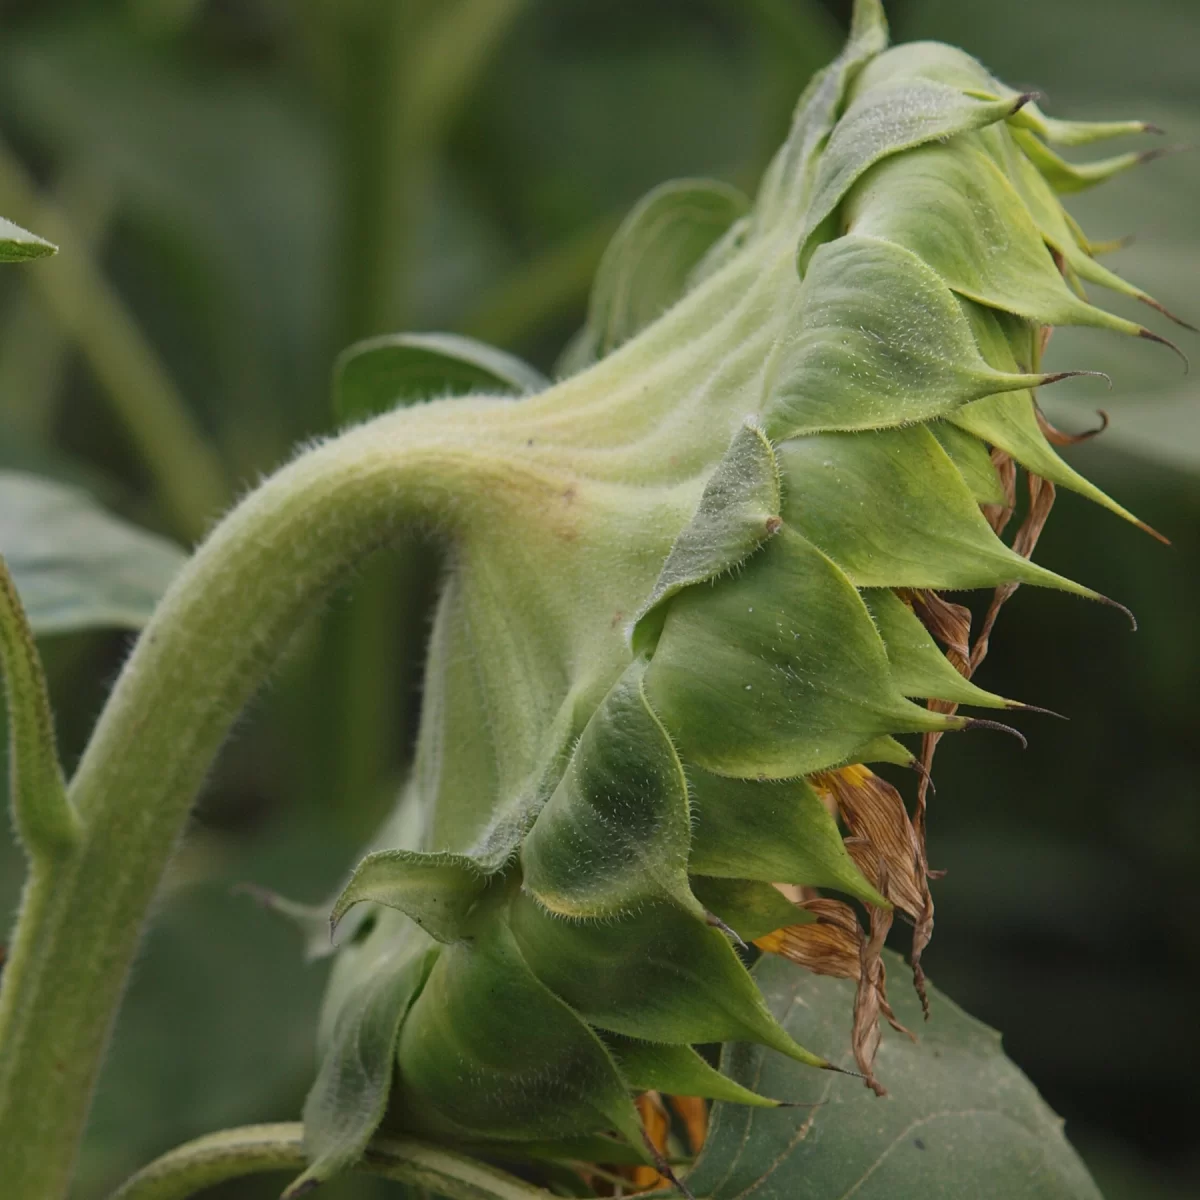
[
  {"x1": 0, "y1": 214, "x2": 55, "y2": 261},
  {"x1": 562, "y1": 178, "x2": 749, "y2": 370},
  {"x1": 332, "y1": 332, "x2": 546, "y2": 424},
  {"x1": 0, "y1": 471, "x2": 185, "y2": 633},
  {"x1": 676, "y1": 951, "x2": 1103, "y2": 1200}
]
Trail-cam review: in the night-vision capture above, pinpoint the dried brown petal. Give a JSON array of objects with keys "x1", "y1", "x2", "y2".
[
  {"x1": 982, "y1": 448, "x2": 1017, "y2": 536},
  {"x1": 812, "y1": 765, "x2": 925, "y2": 920},
  {"x1": 1036, "y1": 403, "x2": 1110, "y2": 446},
  {"x1": 754, "y1": 897, "x2": 862, "y2": 980},
  {"x1": 971, "y1": 474, "x2": 1056, "y2": 674},
  {"x1": 900, "y1": 588, "x2": 972, "y2": 674}
]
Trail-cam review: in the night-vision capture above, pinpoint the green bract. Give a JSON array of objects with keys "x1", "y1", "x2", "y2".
[{"x1": 281, "y1": 0, "x2": 1179, "y2": 1190}]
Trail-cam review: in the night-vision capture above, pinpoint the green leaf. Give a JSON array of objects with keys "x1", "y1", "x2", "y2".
[
  {"x1": 521, "y1": 659, "x2": 700, "y2": 919},
  {"x1": 509, "y1": 891, "x2": 830, "y2": 1069},
  {"x1": 843, "y1": 137, "x2": 1164, "y2": 343},
  {"x1": 0, "y1": 471, "x2": 186, "y2": 634},
  {"x1": 289, "y1": 939, "x2": 437, "y2": 1196},
  {"x1": 689, "y1": 876, "x2": 811, "y2": 941},
  {"x1": 604, "y1": 1034, "x2": 779, "y2": 1108},
  {"x1": 776, "y1": 426, "x2": 1102, "y2": 594},
  {"x1": 0, "y1": 215, "x2": 56, "y2": 262},
  {"x1": 644, "y1": 527, "x2": 966, "y2": 781},
  {"x1": 983, "y1": 128, "x2": 1180, "y2": 329},
  {"x1": 1011, "y1": 127, "x2": 1150, "y2": 195},
  {"x1": 763, "y1": 235, "x2": 1064, "y2": 439},
  {"x1": 751, "y1": 0, "x2": 889, "y2": 233},
  {"x1": 565, "y1": 178, "x2": 750, "y2": 369},
  {"x1": 0, "y1": 555, "x2": 76, "y2": 859},
  {"x1": 862, "y1": 587, "x2": 1015, "y2": 710},
  {"x1": 333, "y1": 332, "x2": 547, "y2": 424},
  {"x1": 687, "y1": 768, "x2": 885, "y2": 906},
  {"x1": 391, "y1": 919, "x2": 645, "y2": 1147},
  {"x1": 952, "y1": 301, "x2": 1150, "y2": 531},
  {"x1": 330, "y1": 849, "x2": 494, "y2": 944},
  {"x1": 797, "y1": 80, "x2": 1026, "y2": 267},
  {"x1": 677, "y1": 952, "x2": 1103, "y2": 1200},
  {"x1": 929, "y1": 419, "x2": 1006, "y2": 506},
  {"x1": 632, "y1": 421, "x2": 781, "y2": 655}
]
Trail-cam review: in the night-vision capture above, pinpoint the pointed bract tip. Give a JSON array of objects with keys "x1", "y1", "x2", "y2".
[
  {"x1": 1040, "y1": 369, "x2": 1111, "y2": 391},
  {"x1": 1138, "y1": 327, "x2": 1190, "y2": 372},
  {"x1": 1136, "y1": 519, "x2": 1172, "y2": 546},
  {"x1": 705, "y1": 911, "x2": 748, "y2": 950},
  {"x1": 908, "y1": 757, "x2": 936, "y2": 796},
  {"x1": 1092, "y1": 232, "x2": 1136, "y2": 255},
  {"x1": 963, "y1": 717, "x2": 1028, "y2": 749},
  {"x1": 1011, "y1": 91, "x2": 1040, "y2": 114},
  {"x1": 1142, "y1": 122, "x2": 1166, "y2": 136},
  {"x1": 822, "y1": 1061, "x2": 865, "y2": 1079},
  {"x1": 281, "y1": 1180, "x2": 321, "y2": 1199},
  {"x1": 1096, "y1": 594, "x2": 1138, "y2": 631},
  {"x1": 1139, "y1": 142, "x2": 1197, "y2": 165},
  {"x1": 1007, "y1": 701, "x2": 1068, "y2": 721},
  {"x1": 1139, "y1": 294, "x2": 1199, "y2": 334}
]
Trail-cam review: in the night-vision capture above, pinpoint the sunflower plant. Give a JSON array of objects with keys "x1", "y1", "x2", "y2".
[{"x1": 0, "y1": 2, "x2": 1187, "y2": 1198}]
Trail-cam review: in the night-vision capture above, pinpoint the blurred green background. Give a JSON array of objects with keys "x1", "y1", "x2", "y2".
[{"x1": 0, "y1": 0, "x2": 1196, "y2": 1197}]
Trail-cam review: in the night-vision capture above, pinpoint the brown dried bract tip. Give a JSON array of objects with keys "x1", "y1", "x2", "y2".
[
  {"x1": 1139, "y1": 327, "x2": 1190, "y2": 373},
  {"x1": 1095, "y1": 593, "x2": 1138, "y2": 631},
  {"x1": 1010, "y1": 91, "x2": 1041, "y2": 114},
  {"x1": 764, "y1": 515, "x2": 783, "y2": 535},
  {"x1": 1035, "y1": 405, "x2": 1109, "y2": 446},
  {"x1": 1040, "y1": 369, "x2": 1112, "y2": 390},
  {"x1": 961, "y1": 717, "x2": 1028, "y2": 749}
]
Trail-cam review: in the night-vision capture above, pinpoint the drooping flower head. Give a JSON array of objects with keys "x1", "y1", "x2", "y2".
[{"x1": 279, "y1": 2, "x2": 1183, "y2": 1191}]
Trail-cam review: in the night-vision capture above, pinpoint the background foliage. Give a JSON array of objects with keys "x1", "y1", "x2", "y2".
[{"x1": 0, "y1": 0, "x2": 1195, "y2": 1197}]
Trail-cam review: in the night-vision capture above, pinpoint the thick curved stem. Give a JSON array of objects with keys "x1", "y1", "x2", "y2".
[
  {"x1": 108, "y1": 1123, "x2": 553, "y2": 1200},
  {"x1": 0, "y1": 398, "x2": 530, "y2": 1199}
]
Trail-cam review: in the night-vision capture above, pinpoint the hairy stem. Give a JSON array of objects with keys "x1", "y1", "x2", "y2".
[
  {"x1": 108, "y1": 1123, "x2": 553, "y2": 1200},
  {"x1": 0, "y1": 398, "x2": 531, "y2": 1199}
]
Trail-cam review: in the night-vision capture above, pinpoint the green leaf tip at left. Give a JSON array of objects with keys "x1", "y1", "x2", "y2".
[
  {"x1": 0, "y1": 555, "x2": 77, "y2": 859},
  {"x1": 0, "y1": 215, "x2": 56, "y2": 262}
]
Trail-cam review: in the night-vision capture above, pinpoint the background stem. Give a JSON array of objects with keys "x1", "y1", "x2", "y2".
[{"x1": 108, "y1": 1123, "x2": 553, "y2": 1200}]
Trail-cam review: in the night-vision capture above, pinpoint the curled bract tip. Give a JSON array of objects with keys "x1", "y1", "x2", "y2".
[
  {"x1": 1140, "y1": 294, "x2": 1199, "y2": 335},
  {"x1": 1040, "y1": 369, "x2": 1112, "y2": 391},
  {"x1": 706, "y1": 911, "x2": 748, "y2": 950},
  {"x1": 1096, "y1": 593, "x2": 1138, "y2": 631},
  {"x1": 962, "y1": 717, "x2": 1028, "y2": 749},
  {"x1": 1010, "y1": 91, "x2": 1040, "y2": 114},
  {"x1": 1138, "y1": 327, "x2": 1190, "y2": 372}
]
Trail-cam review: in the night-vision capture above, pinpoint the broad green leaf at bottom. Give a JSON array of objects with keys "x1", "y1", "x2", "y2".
[{"x1": 675, "y1": 952, "x2": 1103, "y2": 1200}]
